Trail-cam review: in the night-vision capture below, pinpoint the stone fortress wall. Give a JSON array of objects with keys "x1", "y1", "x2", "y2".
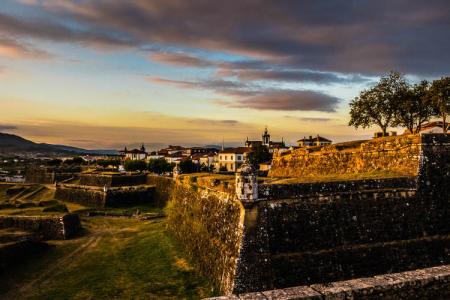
[
  {"x1": 0, "y1": 214, "x2": 81, "y2": 240},
  {"x1": 55, "y1": 183, "x2": 155, "y2": 208},
  {"x1": 207, "y1": 264, "x2": 450, "y2": 300},
  {"x1": 25, "y1": 166, "x2": 80, "y2": 184},
  {"x1": 269, "y1": 134, "x2": 421, "y2": 178},
  {"x1": 162, "y1": 133, "x2": 450, "y2": 296},
  {"x1": 166, "y1": 181, "x2": 245, "y2": 294},
  {"x1": 79, "y1": 173, "x2": 147, "y2": 187}
]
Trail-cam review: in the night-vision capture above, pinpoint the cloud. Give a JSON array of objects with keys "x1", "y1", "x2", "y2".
[
  {"x1": 0, "y1": 11, "x2": 135, "y2": 50},
  {"x1": 11, "y1": 0, "x2": 450, "y2": 76},
  {"x1": 0, "y1": 124, "x2": 18, "y2": 131},
  {"x1": 284, "y1": 116, "x2": 334, "y2": 122},
  {"x1": 150, "y1": 76, "x2": 339, "y2": 111},
  {"x1": 150, "y1": 52, "x2": 215, "y2": 68},
  {"x1": 218, "y1": 90, "x2": 339, "y2": 112},
  {"x1": 0, "y1": 37, "x2": 53, "y2": 59},
  {"x1": 187, "y1": 119, "x2": 240, "y2": 126}
]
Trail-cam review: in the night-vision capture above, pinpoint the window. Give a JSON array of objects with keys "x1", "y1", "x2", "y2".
[
  {"x1": 225, "y1": 156, "x2": 228, "y2": 160},
  {"x1": 231, "y1": 155, "x2": 234, "y2": 160},
  {"x1": 238, "y1": 155, "x2": 242, "y2": 160},
  {"x1": 220, "y1": 155, "x2": 222, "y2": 160}
]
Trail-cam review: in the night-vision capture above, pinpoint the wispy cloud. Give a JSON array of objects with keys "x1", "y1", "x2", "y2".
[{"x1": 150, "y1": 76, "x2": 339, "y2": 112}]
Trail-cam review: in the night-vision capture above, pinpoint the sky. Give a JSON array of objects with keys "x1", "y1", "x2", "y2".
[{"x1": 0, "y1": 0, "x2": 449, "y2": 149}]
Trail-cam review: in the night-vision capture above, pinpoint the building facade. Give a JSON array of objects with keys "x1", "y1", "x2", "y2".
[
  {"x1": 120, "y1": 145, "x2": 148, "y2": 160},
  {"x1": 297, "y1": 135, "x2": 332, "y2": 147},
  {"x1": 216, "y1": 147, "x2": 249, "y2": 172}
]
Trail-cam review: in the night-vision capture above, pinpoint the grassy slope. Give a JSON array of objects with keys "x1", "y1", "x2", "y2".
[{"x1": 0, "y1": 217, "x2": 216, "y2": 299}]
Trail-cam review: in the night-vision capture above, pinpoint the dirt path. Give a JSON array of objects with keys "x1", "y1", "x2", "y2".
[{"x1": 2, "y1": 234, "x2": 102, "y2": 299}]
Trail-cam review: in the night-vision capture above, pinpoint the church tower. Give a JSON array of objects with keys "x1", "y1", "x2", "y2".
[{"x1": 262, "y1": 126, "x2": 270, "y2": 146}]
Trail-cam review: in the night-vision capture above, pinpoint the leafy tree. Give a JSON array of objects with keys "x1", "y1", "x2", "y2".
[
  {"x1": 124, "y1": 160, "x2": 147, "y2": 172},
  {"x1": 247, "y1": 144, "x2": 271, "y2": 166},
  {"x1": 46, "y1": 159, "x2": 62, "y2": 166},
  {"x1": 97, "y1": 159, "x2": 120, "y2": 168},
  {"x1": 178, "y1": 159, "x2": 199, "y2": 174},
  {"x1": 64, "y1": 156, "x2": 84, "y2": 165},
  {"x1": 428, "y1": 77, "x2": 450, "y2": 133},
  {"x1": 349, "y1": 71, "x2": 407, "y2": 136},
  {"x1": 392, "y1": 80, "x2": 433, "y2": 134},
  {"x1": 147, "y1": 158, "x2": 173, "y2": 174},
  {"x1": 219, "y1": 165, "x2": 228, "y2": 172}
]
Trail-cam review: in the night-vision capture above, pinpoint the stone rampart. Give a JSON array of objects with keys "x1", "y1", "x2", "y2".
[
  {"x1": 25, "y1": 166, "x2": 80, "y2": 184},
  {"x1": 79, "y1": 173, "x2": 147, "y2": 187},
  {"x1": 0, "y1": 214, "x2": 81, "y2": 239},
  {"x1": 269, "y1": 134, "x2": 421, "y2": 178},
  {"x1": 207, "y1": 264, "x2": 450, "y2": 300},
  {"x1": 166, "y1": 182, "x2": 245, "y2": 294},
  {"x1": 146, "y1": 175, "x2": 175, "y2": 207},
  {"x1": 164, "y1": 134, "x2": 450, "y2": 295},
  {"x1": 55, "y1": 183, "x2": 155, "y2": 208}
]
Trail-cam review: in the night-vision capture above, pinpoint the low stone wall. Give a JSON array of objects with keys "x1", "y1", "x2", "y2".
[
  {"x1": 79, "y1": 173, "x2": 147, "y2": 187},
  {"x1": 207, "y1": 264, "x2": 450, "y2": 300},
  {"x1": 55, "y1": 183, "x2": 155, "y2": 208},
  {"x1": 55, "y1": 184, "x2": 105, "y2": 207},
  {"x1": 166, "y1": 183, "x2": 245, "y2": 295},
  {"x1": 146, "y1": 175, "x2": 175, "y2": 207},
  {"x1": 0, "y1": 214, "x2": 81, "y2": 239},
  {"x1": 269, "y1": 134, "x2": 421, "y2": 178},
  {"x1": 25, "y1": 166, "x2": 80, "y2": 184}
]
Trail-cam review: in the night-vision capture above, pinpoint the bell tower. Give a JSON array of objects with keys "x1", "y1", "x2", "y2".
[{"x1": 262, "y1": 126, "x2": 270, "y2": 146}]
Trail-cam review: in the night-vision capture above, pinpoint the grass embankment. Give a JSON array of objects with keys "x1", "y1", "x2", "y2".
[
  {"x1": 0, "y1": 216, "x2": 216, "y2": 299},
  {"x1": 267, "y1": 170, "x2": 412, "y2": 184}
]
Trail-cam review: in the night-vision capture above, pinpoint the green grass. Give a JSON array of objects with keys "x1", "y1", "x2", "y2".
[
  {"x1": 267, "y1": 169, "x2": 412, "y2": 184},
  {"x1": 0, "y1": 217, "x2": 217, "y2": 299}
]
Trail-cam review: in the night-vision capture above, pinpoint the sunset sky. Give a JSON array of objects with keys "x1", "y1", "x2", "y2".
[{"x1": 1, "y1": 1, "x2": 449, "y2": 149}]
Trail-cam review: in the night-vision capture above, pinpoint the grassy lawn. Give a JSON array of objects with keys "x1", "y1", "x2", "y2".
[{"x1": 0, "y1": 217, "x2": 217, "y2": 299}]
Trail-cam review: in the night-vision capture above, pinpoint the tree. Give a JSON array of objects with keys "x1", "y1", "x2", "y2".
[
  {"x1": 392, "y1": 80, "x2": 433, "y2": 134},
  {"x1": 178, "y1": 159, "x2": 199, "y2": 174},
  {"x1": 349, "y1": 71, "x2": 407, "y2": 136},
  {"x1": 247, "y1": 144, "x2": 271, "y2": 166},
  {"x1": 428, "y1": 77, "x2": 450, "y2": 133},
  {"x1": 64, "y1": 156, "x2": 84, "y2": 165},
  {"x1": 97, "y1": 159, "x2": 120, "y2": 168},
  {"x1": 124, "y1": 160, "x2": 147, "y2": 172},
  {"x1": 147, "y1": 158, "x2": 173, "y2": 174},
  {"x1": 46, "y1": 159, "x2": 62, "y2": 166}
]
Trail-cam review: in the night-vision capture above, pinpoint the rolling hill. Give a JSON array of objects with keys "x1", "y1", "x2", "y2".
[{"x1": 0, "y1": 132, "x2": 117, "y2": 155}]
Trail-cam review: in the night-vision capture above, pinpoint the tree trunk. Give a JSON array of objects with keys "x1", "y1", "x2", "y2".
[
  {"x1": 381, "y1": 126, "x2": 387, "y2": 136},
  {"x1": 443, "y1": 114, "x2": 447, "y2": 133}
]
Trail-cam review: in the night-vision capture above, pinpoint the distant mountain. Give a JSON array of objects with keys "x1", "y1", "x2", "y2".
[{"x1": 0, "y1": 132, "x2": 118, "y2": 155}]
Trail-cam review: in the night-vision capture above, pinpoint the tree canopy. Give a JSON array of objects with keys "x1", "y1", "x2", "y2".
[
  {"x1": 428, "y1": 77, "x2": 450, "y2": 133},
  {"x1": 392, "y1": 80, "x2": 433, "y2": 134},
  {"x1": 349, "y1": 71, "x2": 407, "y2": 135},
  {"x1": 147, "y1": 158, "x2": 174, "y2": 174},
  {"x1": 123, "y1": 160, "x2": 147, "y2": 172},
  {"x1": 247, "y1": 144, "x2": 272, "y2": 166}
]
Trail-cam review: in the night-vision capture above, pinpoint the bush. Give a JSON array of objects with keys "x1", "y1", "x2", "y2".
[
  {"x1": 147, "y1": 158, "x2": 174, "y2": 174},
  {"x1": 179, "y1": 159, "x2": 199, "y2": 174},
  {"x1": 46, "y1": 159, "x2": 62, "y2": 166},
  {"x1": 43, "y1": 203, "x2": 68, "y2": 212},
  {"x1": 124, "y1": 160, "x2": 147, "y2": 171},
  {"x1": 97, "y1": 159, "x2": 121, "y2": 168},
  {"x1": 38, "y1": 199, "x2": 60, "y2": 207}
]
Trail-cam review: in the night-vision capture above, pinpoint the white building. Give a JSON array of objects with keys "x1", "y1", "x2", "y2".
[
  {"x1": 216, "y1": 147, "x2": 249, "y2": 172},
  {"x1": 297, "y1": 135, "x2": 332, "y2": 147},
  {"x1": 120, "y1": 145, "x2": 148, "y2": 160}
]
